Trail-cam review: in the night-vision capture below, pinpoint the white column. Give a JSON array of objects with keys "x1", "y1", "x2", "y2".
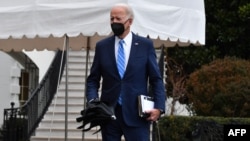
[{"x1": 10, "y1": 62, "x2": 22, "y2": 107}]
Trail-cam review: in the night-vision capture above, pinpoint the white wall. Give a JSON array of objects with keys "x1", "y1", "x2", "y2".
[
  {"x1": 0, "y1": 51, "x2": 23, "y2": 126},
  {"x1": 0, "y1": 50, "x2": 55, "y2": 127},
  {"x1": 23, "y1": 49, "x2": 55, "y2": 82},
  {"x1": 165, "y1": 97, "x2": 190, "y2": 116}
]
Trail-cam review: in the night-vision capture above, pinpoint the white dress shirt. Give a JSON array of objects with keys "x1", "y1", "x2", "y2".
[{"x1": 115, "y1": 32, "x2": 132, "y2": 70}]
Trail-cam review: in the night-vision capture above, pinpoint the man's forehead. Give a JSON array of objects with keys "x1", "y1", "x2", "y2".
[
  {"x1": 110, "y1": 13, "x2": 126, "y2": 20},
  {"x1": 110, "y1": 14, "x2": 125, "y2": 18}
]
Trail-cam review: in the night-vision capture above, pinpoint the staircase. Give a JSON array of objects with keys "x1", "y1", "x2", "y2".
[
  {"x1": 30, "y1": 48, "x2": 163, "y2": 141},
  {"x1": 30, "y1": 49, "x2": 103, "y2": 141}
]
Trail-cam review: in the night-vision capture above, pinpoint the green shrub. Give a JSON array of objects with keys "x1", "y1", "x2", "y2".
[
  {"x1": 186, "y1": 57, "x2": 250, "y2": 117},
  {"x1": 158, "y1": 115, "x2": 250, "y2": 141}
]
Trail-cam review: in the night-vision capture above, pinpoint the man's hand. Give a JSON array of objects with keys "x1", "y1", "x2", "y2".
[{"x1": 145, "y1": 109, "x2": 162, "y2": 122}]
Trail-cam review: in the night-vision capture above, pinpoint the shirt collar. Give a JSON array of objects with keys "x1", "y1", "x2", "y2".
[{"x1": 115, "y1": 32, "x2": 132, "y2": 46}]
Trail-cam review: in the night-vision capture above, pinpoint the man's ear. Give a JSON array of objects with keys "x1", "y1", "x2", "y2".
[{"x1": 128, "y1": 18, "x2": 133, "y2": 25}]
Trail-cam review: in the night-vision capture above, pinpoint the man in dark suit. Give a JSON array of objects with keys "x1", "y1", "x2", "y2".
[{"x1": 86, "y1": 3, "x2": 166, "y2": 141}]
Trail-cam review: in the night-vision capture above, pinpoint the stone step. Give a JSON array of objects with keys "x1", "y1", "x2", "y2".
[
  {"x1": 38, "y1": 119, "x2": 80, "y2": 129},
  {"x1": 68, "y1": 55, "x2": 94, "y2": 63},
  {"x1": 58, "y1": 82, "x2": 85, "y2": 90},
  {"x1": 30, "y1": 136, "x2": 100, "y2": 141},
  {"x1": 34, "y1": 128, "x2": 101, "y2": 139},
  {"x1": 67, "y1": 63, "x2": 92, "y2": 70},
  {"x1": 43, "y1": 111, "x2": 81, "y2": 120},
  {"x1": 57, "y1": 90, "x2": 86, "y2": 97},
  {"x1": 62, "y1": 69, "x2": 89, "y2": 76},
  {"x1": 57, "y1": 84, "x2": 101, "y2": 94},
  {"x1": 60, "y1": 76, "x2": 86, "y2": 83},
  {"x1": 47, "y1": 104, "x2": 84, "y2": 113},
  {"x1": 51, "y1": 95, "x2": 85, "y2": 105}
]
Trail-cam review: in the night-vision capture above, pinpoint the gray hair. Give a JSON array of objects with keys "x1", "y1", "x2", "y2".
[{"x1": 112, "y1": 3, "x2": 134, "y2": 19}]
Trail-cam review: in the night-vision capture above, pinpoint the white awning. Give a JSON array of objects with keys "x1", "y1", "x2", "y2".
[{"x1": 0, "y1": 0, "x2": 205, "y2": 51}]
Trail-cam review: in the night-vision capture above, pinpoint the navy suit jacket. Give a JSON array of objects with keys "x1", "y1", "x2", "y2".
[{"x1": 86, "y1": 33, "x2": 166, "y2": 127}]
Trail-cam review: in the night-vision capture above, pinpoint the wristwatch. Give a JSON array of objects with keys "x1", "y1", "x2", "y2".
[{"x1": 158, "y1": 109, "x2": 164, "y2": 115}]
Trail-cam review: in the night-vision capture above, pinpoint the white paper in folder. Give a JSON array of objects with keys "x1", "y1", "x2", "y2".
[{"x1": 138, "y1": 95, "x2": 154, "y2": 117}]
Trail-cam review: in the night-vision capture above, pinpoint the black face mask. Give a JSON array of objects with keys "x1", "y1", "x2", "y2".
[
  {"x1": 111, "y1": 23, "x2": 124, "y2": 36},
  {"x1": 111, "y1": 20, "x2": 129, "y2": 36}
]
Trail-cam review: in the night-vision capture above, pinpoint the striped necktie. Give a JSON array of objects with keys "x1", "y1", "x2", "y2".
[
  {"x1": 117, "y1": 40, "x2": 125, "y2": 78},
  {"x1": 117, "y1": 39, "x2": 125, "y2": 105}
]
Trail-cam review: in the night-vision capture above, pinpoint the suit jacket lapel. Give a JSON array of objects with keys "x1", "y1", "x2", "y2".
[
  {"x1": 125, "y1": 34, "x2": 140, "y2": 75},
  {"x1": 108, "y1": 36, "x2": 121, "y2": 79}
]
